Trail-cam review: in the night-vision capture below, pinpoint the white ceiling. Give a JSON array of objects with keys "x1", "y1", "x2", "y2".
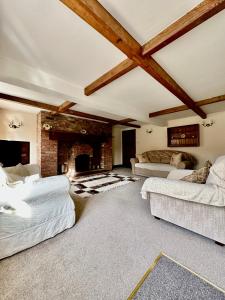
[{"x1": 0, "y1": 0, "x2": 224, "y2": 124}]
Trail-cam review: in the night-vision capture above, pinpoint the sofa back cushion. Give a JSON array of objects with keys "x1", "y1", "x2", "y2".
[
  {"x1": 142, "y1": 150, "x2": 196, "y2": 166},
  {"x1": 170, "y1": 153, "x2": 183, "y2": 167},
  {"x1": 4, "y1": 164, "x2": 40, "y2": 176}
]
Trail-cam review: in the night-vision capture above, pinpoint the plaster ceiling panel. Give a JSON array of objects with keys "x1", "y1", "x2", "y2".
[
  {"x1": 91, "y1": 67, "x2": 182, "y2": 114},
  {"x1": 99, "y1": 0, "x2": 202, "y2": 44},
  {"x1": 0, "y1": 0, "x2": 125, "y2": 86},
  {"x1": 153, "y1": 10, "x2": 225, "y2": 100},
  {"x1": 71, "y1": 104, "x2": 128, "y2": 121}
]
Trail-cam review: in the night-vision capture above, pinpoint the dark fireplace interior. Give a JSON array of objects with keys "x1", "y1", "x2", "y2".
[
  {"x1": 53, "y1": 131, "x2": 111, "y2": 176},
  {"x1": 0, "y1": 140, "x2": 30, "y2": 167},
  {"x1": 75, "y1": 154, "x2": 90, "y2": 172}
]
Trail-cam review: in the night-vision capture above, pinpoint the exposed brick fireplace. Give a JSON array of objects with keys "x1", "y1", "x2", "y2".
[{"x1": 37, "y1": 111, "x2": 112, "y2": 177}]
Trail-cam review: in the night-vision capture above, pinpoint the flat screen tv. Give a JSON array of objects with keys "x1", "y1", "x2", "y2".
[{"x1": 0, "y1": 140, "x2": 30, "y2": 167}]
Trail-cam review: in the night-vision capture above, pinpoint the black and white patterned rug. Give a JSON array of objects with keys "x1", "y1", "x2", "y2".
[{"x1": 70, "y1": 172, "x2": 140, "y2": 198}]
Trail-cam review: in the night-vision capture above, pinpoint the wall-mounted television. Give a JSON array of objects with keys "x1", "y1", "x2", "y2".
[{"x1": 0, "y1": 140, "x2": 30, "y2": 167}]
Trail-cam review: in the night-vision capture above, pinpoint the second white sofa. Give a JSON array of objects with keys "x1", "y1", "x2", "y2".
[{"x1": 141, "y1": 156, "x2": 225, "y2": 245}]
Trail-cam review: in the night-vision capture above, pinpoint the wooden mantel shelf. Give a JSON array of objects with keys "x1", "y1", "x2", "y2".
[{"x1": 49, "y1": 130, "x2": 111, "y2": 143}]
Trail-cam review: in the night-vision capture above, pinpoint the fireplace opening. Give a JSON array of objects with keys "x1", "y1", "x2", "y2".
[{"x1": 75, "y1": 154, "x2": 90, "y2": 172}]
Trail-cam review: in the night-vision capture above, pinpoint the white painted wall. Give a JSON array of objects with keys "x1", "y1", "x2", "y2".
[
  {"x1": 112, "y1": 126, "x2": 122, "y2": 165},
  {"x1": 136, "y1": 111, "x2": 225, "y2": 168},
  {"x1": 0, "y1": 108, "x2": 38, "y2": 164}
]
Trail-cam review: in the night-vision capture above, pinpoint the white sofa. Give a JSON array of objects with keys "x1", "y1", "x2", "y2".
[
  {"x1": 141, "y1": 157, "x2": 225, "y2": 245},
  {"x1": 0, "y1": 164, "x2": 75, "y2": 259},
  {"x1": 130, "y1": 150, "x2": 197, "y2": 177}
]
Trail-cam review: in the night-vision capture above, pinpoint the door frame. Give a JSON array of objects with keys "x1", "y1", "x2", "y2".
[{"x1": 122, "y1": 128, "x2": 136, "y2": 167}]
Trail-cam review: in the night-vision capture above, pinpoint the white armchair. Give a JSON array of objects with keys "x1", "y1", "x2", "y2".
[
  {"x1": 0, "y1": 164, "x2": 75, "y2": 259},
  {"x1": 141, "y1": 157, "x2": 225, "y2": 246}
]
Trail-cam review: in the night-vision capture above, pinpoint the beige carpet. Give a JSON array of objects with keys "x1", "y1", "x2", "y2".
[{"x1": 1, "y1": 169, "x2": 225, "y2": 300}]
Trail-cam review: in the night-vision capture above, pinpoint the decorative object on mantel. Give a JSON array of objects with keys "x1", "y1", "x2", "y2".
[
  {"x1": 167, "y1": 124, "x2": 199, "y2": 147},
  {"x1": 202, "y1": 120, "x2": 214, "y2": 127},
  {"x1": 80, "y1": 129, "x2": 87, "y2": 135},
  {"x1": 8, "y1": 120, "x2": 23, "y2": 129},
  {"x1": 42, "y1": 123, "x2": 52, "y2": 130},
  {"x1": 146, "y1": 128, "x2": 153, "y2": 134}
]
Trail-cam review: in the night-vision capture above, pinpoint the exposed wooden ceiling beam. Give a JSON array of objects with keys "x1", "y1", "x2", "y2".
[
  {"x1": 56, "y1": 101, "x2": 76, "y2": 113},
  {"x1": 0, "y1": 93, "x2": 58, "y2": 111},
  {"x1": 85, "y1": 58, "x2": 137, "y2": 96},
  {"x1": 61, "y1": 0, "x2": 206, "y2": 119},
  {"x1": 119, "y1": 118, "x2": 136, "y2": 123},
  {"x1": 0, "y1": 93, "x2": 140, "y2": 128},
  {"x1": 109, "y1": 117, "x2": 138, "y2": 127},
  {"x1": 142, "y1": 0, "x2": 225, "y2": 56},
  {"x1": 66, "y1": 110, "x2": 140, "y2": 127},
  {"x1": 131, "y1": 55, "x2": 206, "y2": 119},
  {"x1": 85, "y1": 1, "x2": 225, "y2": 96},
  {"x1": 149, "y1": 94, "x2": 225, "y2": 118}
]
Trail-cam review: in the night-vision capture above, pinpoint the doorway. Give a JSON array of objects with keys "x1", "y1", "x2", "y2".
[{"x1": 122, "y1": 129, "x2": 136, "y2": 168}]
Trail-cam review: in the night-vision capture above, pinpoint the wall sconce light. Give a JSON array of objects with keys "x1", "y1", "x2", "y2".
[
  {"x1": 202, "y1": 120, "x2": 215, "y2": 127},
  {"x1": 8, "y1": 120, "x2": 23, "y2": 129},
  {"x1": 42, "y1": 123, "x2": 52, "y2": 130},
  {"x1": 146, "y1": 128, "x2": 153, "y2": 134}
]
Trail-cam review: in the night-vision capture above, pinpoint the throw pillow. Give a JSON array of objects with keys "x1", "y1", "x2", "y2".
[
  {"x1": 15, "y1": 163, "x2": 30, "y2": 177},
  {"x1": 136, "y1": 154, "x2": 149, "y2": 163},
  {"x1": 170, "y1": 153, "x2": 182, "y2": 167},
  {"x1": 0, "y1": 166, "x2": 8, "y2": 187},
  {"x1": 205, "y1": 160, "x2": 212, "y2": 168},
  {"x1": 181, "y1": 165, "x2": 210, "y2": 184}
]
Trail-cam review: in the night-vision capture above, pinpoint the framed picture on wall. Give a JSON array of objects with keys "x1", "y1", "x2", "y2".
[{"x1": 167, "y1": 124, "x2": 200, "y2": 147}]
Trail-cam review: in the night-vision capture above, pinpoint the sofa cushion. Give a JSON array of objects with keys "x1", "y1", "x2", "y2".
[
  {"x1": 167, "y1": 169, "x2": 193, "y2": 180},
  {"x1": 135, "y1": 163, "x2": 177, "y2": 172},
  {"x1": 136, "y1": 154, "x2": 149, "y2": 163},
  {"x1": 181, "y1": 165, "x2": 210, "y2": 184},
  {"x1": 170, "y1": 153, "x2": 182, "y2": 167}
]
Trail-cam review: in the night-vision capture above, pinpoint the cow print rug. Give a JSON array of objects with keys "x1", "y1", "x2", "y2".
[{"x1": 70, "y1": 172, "x2": 140, "y2": 198}]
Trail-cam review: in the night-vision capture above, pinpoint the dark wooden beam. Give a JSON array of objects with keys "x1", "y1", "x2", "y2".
[
  {"x1": 109, "y1": 117, "x2": 138, "y2": 127},
  {"x1": 149, "y1": 94, "x2": 225, "y2": 118},
  {"x1": 142, "y1": 0, "x2": 225, "y2": 56},
  {"x1": 119, "y1": 118, "x2": 136, "y2": 123},
  {"x1": 85, "y1": 58, "x2": 137, "y2": 96},
  {"x1": 0, "y1": 93, "x2": 140, "y2": 128},
  {"x1": 62, "y1": 0, "x2": 206, "y2": 118},
  {"x1": 57, "y1": 101, "x2": 76, "y2": 113},
  {"x1": 0, "y1": 93, "x2": 58, "y2": 111},
  {"x1": 82, "y1": 0, "x2": 224, "y2": 114},
  {"x1": 132, "y1": 55, "x2": 206, "y2": 119}
]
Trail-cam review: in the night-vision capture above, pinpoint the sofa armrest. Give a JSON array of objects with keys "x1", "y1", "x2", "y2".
[
  {"x1": 177, "y1": 160, "x2": 193, "y2": 169},
  {"x1": 130, "y1": 158, "x2": 138, "y2": 174},
  {"x1": 0, "y1": 175, "x2": 70, "y2": 206}
]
